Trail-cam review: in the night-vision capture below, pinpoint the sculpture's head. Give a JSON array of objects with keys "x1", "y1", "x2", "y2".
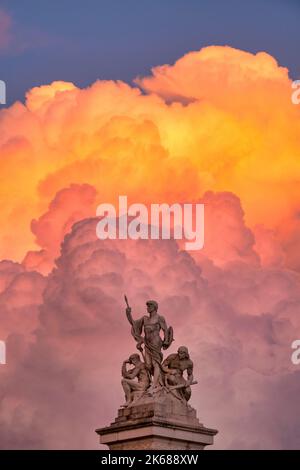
[
  {"x1": 178, "y1": 346, "x2": 189, "y2": 360},
  {"x1": 129, "y1": 353, "x2": 140, "y2": 365},
  {"x1": 146, "y1": 300, "x2": 158, "y2": 313}
]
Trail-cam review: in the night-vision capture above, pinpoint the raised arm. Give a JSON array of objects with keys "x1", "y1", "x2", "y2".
[
  {"x1": 124, "y1": 296, "x2": 145, "y2": 350},
  {"x1": 122, "y1": 360, "x2": 131, "y2": 379},
  {"x1": 122, "y1": 360, "x2": 140, "y2": 380},
  {"x1": 125, "y1": 306, "x2": 134, "y2": 325}
]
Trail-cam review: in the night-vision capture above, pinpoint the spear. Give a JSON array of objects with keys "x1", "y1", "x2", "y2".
[
  {"x1": 166, "y1": 380, "x2": 198, "y2": 392},
  {"x1": 124, "y1": 294, "x2": 130, "y2": 309}
]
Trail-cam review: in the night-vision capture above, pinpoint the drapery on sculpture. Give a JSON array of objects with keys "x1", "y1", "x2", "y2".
[{"x1": 123, "y1": 296, "x2": 197, "y2": 406}]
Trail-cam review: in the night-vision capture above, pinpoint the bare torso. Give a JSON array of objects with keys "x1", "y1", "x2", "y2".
[
  {"x1": 143, "y1": 315, "x2": 163, "y2": 347},
  {"x1": 168, "y1": 356, "x2": 193, "y2": 376}
]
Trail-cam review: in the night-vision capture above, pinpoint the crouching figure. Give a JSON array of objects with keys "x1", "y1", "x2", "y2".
[
  {"x1": 162, "y1": 346, "x2": 194, "y2": 402},
  {"x1": 121, "y1": 353, "x2": 150, "y2": 407}
]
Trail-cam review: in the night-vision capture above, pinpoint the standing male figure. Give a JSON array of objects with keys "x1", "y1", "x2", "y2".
[{"x1": 125, "y1": 299, "x2": 173, "y2": 388}]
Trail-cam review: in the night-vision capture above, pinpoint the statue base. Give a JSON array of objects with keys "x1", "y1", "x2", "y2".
[{"x1": 96, "y1": 389, "x2": 218, "y2": 450}]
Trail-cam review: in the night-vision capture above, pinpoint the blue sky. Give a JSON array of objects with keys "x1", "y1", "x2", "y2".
[{"x1": 1, "y1": 0, "x2": 299, "y2": 104}]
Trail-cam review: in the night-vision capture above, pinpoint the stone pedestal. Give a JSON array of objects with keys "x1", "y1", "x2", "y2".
[{"x1": 96, "y1": 390, "x2": 218, "y2": 450}]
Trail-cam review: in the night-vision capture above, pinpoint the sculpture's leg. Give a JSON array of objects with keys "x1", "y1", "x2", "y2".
[
  {"x1": 121, "y1": 379, "x2": 132, "y2": 406},
  {"x1": 144, "y1": 348, "x2": 153, "y2": 379},
  {"x1": 166, "y1": 373, "x2": 177, "y2": 387},
  {"x1": 153, "y1": 361, "x2": 162, "y2": 387},
  {"x1": 183, "y1": 385, "x2": 191, "y2": 401}
]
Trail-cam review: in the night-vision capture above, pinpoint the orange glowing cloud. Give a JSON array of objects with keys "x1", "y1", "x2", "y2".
[{"x1": 0, "y1": 45, "x2": 299, "y2": 267}]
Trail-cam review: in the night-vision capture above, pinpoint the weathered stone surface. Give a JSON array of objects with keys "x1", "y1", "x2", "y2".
[
  {"x1": 96, "y1": 390, "x2": 218, "y2": 450},
  {"x1": 114, "y1": 389, "x2": 200, "y2": 427},
  {"x1": 107, "y1": 435, "x2": 207, "y2": 450}
]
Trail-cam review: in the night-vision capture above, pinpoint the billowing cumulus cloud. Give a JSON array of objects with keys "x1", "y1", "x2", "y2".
[
  {"x1": 0, "y1": 45, "x2": 300, "y2": 449},
  {"x1": 0, "y1": 260, "x2": 45, "y2": 340},
  {"x1": 1, "y1": 191, "x2": 300, "y2": 449},
  {"x1": 0, "y1": 46, "x2": 300, "y2": 268},
  {"x1": 23, "y1": 183, "x2": 97, "y2": 274}
]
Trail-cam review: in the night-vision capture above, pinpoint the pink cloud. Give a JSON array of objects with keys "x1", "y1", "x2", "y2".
[
  {"x1": 0, "y1": 190, "x2": 300, "y2": 449},
  {"x1": 0, "y1": 260, "x2": 45, "y2": 340},
  {"x1": 23, "y1": 184, "x2": 97, "y2": 274},
  {"x1": 191, "y1": 191, "x2": 259, "y2": 267}
]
